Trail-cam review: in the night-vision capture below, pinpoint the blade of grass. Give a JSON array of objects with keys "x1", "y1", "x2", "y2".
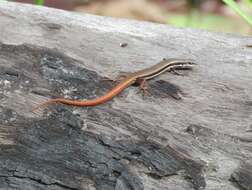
[
  {"x1": 34, "y1": 0, "x2": 44, "y2": 5},
  {"x1": 222, "y1": 0, "x2": 252, "y2": 26}
]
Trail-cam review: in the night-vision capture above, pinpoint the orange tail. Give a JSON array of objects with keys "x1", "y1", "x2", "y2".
[{"x1": 31, "y1": 99, "x2": 59, "y2": 112}]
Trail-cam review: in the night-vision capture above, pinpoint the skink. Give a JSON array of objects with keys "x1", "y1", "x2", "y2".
[{"x1": 32, "y1": 58, "x2": 195, "y2": 111}]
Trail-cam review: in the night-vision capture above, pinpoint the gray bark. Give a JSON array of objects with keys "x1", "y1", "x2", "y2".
[{"x1": 0, "y1": 1, "x2": 252, "y2": 190}]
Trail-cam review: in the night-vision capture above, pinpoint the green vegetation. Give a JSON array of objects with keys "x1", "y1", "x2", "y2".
[
  {"x1": 168, "y1": 0, "x2": 251, "y2": 34},
  {"x1": 34, "y1": 0, "x2": 44, "y2": 5},
  {"x1": 167, "y1": 12, "x2": 250, "y2": 34},
  {"x1": 168, "y1": 12, "x2": 240, "y2": 32},
  {"x1": 222, "y1": 0, "x2": 252, "y2": 26}
]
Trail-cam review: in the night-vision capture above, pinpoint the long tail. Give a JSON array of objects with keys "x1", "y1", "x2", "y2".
[
  {"x1": 31, "y1": 78, "x2": 134, "y2": 112},
  {"x1": 31, "y1": 99, "x2": 62, "y2": 112}
]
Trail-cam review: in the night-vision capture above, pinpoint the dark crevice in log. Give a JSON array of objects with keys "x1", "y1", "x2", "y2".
[
  {"x1": 0, "y1": 42, "x2": 114, "y2": 101},
  {"x1": 230, "y1": 162, "x2": 252, "y2": 190},
  {"x1": 0, "y1": 106, "x2": 205, "y2": 189},
  {"x1": 149, "y1": 80, "x2": 185, "y2": 100}
]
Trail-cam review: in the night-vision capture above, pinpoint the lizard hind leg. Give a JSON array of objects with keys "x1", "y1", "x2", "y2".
[{"x1": 135, "y1": 78, "x2": 150, "y2": 97}]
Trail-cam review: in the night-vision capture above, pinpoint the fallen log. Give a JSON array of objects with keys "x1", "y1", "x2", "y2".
[{"x1": 0, "y1": 2, "x2": 252, "y2": 190}]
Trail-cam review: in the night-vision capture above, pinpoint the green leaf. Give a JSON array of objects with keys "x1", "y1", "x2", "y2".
[{"x1": 222, "y1": 0, "x2": 252, "y2": 26}]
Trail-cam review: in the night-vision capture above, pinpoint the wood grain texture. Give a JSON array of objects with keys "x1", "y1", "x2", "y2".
[{"x1": 0, "y1": 1, "x2": 252, "y2": 190}]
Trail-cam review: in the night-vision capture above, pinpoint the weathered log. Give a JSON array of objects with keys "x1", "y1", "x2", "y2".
[{"x1": 0, "y1": 1, "x2": 252, "y2": 190}]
